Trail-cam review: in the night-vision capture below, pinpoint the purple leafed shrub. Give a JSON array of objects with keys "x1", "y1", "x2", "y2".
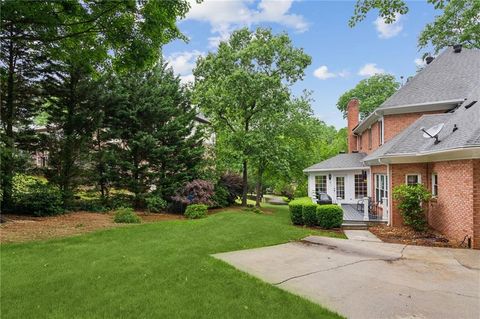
[
  {"x1": 218, "y1": 172, "x2": 243, "y2": 204},
  {"x1": 172, "y1": 179, "x2": 215, "y2": 206}
]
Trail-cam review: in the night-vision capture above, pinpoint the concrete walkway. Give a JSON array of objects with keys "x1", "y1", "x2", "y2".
[
  {"x1": 343, "y1": 230, "x2": 382, "y2": 242},
  {"x1": 213, "y1": 236, "x2": 480, "y2": 319}
]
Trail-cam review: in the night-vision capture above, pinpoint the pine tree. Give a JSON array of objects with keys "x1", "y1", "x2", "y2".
[{"x1": 104, "y1": 63, "x2": 205, "y2": 207}]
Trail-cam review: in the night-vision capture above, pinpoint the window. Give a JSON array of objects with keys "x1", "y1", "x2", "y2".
[
  {"x1": 368, "y1": 128, "x2": 372, "y2": 149},
  {"x1": 432, "y1": 173, "x2": 438, "y2": 197},
  {"x1": 375, "y1": 174, "x2": 388, "y2": 203},
  {"x1": 406, "y1": 174, "x2": 421, "y2": 185},
  {"x1": 336, "y1": 176, "x2": 345, "y2": 199},
  {"x1": 315, "y1": 175, "x2": 327, "y2": 195},
  {"x1": 359, "y1": 134, "x2": 363, "y2": 150},
  {"x1": 355, "y1": 173, "x2": 367, "y2": 199},
  {"x1": 378, "y1": 120, "x2": 383, "y2": 145}
]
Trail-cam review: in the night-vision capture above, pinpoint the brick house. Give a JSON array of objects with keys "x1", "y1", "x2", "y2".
[{"x1": 304, "y1": 46, "x2": 480, "y2": 248}]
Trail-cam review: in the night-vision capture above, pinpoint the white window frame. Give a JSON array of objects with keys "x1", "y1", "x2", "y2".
[
  {"x1": 375, "y1": 174, "x2": 388, "y2": 204},
  {"x1": 405, "y1": 174, "x2": 422, "y2": 185},
  {"x1": 431, "y1": 173, "x2": 438, "y2": 197},
  {"x1": 315, "y1": 175, "x2": 327, "y2": 194}
]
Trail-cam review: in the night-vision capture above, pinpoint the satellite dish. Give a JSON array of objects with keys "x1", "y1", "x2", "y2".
[{"x1": 421, "y1": 123, "x2": 444, "y2": 144}]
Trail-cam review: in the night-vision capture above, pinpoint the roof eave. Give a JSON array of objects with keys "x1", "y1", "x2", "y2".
[
  {"x1": 353, "y1": 99, "x2": 463, "y2": 134},
  {"x1": 304, "y1": 166, "x2": 369, "y2": 173}
]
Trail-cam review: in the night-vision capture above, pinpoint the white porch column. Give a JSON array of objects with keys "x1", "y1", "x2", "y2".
[
  {"x1": 363, "y1": 197, "x2": 369, "y2": 221},
  {"x1": 382, "y1": 197, "x2": 389, "y2": 222}
]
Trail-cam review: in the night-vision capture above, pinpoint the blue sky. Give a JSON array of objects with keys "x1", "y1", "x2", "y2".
[{"x1": 163, "y1": 0, "x2": 439, "y2": 129}]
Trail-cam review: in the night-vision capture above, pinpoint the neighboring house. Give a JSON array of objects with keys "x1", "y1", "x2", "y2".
[
  {"x1": 31, "y1": 114, "x2": 214, "y2": 168},
  {"x1": 304, "y1": 46, "x2": 480, "y2": 248}
]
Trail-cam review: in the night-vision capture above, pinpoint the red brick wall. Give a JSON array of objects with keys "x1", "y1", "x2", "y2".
[
  {"x1": 427, "y1": 160, "x2": 474, "y2": 244},
  {"x1": 383, "y1": 111, "x2": 441, "y2": 143},
  {"x1": 357, "y1": 121, "x2": 382, "y2": 155},
  {"x1": 389, "y1": 160, "x2": 477, "y2": 247},
  {"x1": 390, "y1": 163, "x2": 429, "y2": 226},
  {"x1": 347, "y1": 99, "x2": 359, "y2": 153},
  {"x1": 473, "y1": 160, "x2": 480, "y2": 249}
]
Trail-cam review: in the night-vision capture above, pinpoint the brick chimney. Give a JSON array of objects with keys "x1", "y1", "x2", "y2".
[{"x1": 347, "y1": 99, "x2": 359, "y2": 153}]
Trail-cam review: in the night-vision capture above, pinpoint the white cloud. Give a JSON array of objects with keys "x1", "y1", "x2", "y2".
[
  {"x1": 358, "y1": 63, "x2": 385, "y2": 77},
  {"x1": 374, "y1": 13, "x2": 403, "y2": 39},
  {"x1": 165, "y1": 50, "x2": 204, "y2": 75},
  {"x1": 338, "y1": 70, "x2": 351, "y2": 78},
  {"x1": 313, "y1": 66, "x2": 351, "y2": 80},
  {"x1": 313, "y1": 65, "x2": 336, "y2": 80},
  {"x1": 414, "y1": 58, "x2": 426, "y2": 67},
  {"x1": 165, "y1": 50, "x2": 205, "y2": 84},
  {"x1": 186, "y1": 0, "x2": 308, "y2": 48},
  {"x1": 180, "y1": 74, "x2": 195, "y2": 84}
]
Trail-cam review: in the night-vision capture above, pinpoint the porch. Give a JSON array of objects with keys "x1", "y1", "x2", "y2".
[{"x1": 341, "y1": 203, "x2": 387, "y2": 223}]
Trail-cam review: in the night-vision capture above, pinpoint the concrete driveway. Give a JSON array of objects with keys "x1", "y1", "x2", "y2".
[{"x1": 213, "y1": 236, "x2": 480, "y2": 319}]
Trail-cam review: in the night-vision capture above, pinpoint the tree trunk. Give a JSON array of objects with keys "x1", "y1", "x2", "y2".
[
  {"x1": 255, "y1": 165, "x2": 264, "y2": 207},
  {"x1": 60, "y1": 70, "x2": 78, "y2": 207},
  {"x1": 241, "y1": 159, "x2": 248, "y2": 206},
  {"x1": 1, "y1": 33, "x2": 16, "y2": 210}
]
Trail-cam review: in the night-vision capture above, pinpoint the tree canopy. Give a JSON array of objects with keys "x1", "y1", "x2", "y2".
[
  {"x1": 193, "y1": 27, "x2": 311, "y2": 205},
  {"x1": 349, "y1": 0, "x2": 480, "y2": 53},
  {"x1": 336, "y1": 74, "x2": 400, "y2": 119}
]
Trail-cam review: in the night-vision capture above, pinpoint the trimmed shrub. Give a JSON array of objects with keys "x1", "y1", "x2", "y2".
[
  {"x1": 316, "y1": 205, "x2": 343, "y2": 229},
  {"x1": 12, "y1": 174, "x2": 64, "y2": 216},
  {"x1": 184, "y1": 204, "x2": 208, "y2": 219},
  {"x1": 393, "y1": 184, "x2": 431, "y2": 231},
  {"x1": 114, "y1": 207, "x2": 141, "y2": 223},
  {"x1": 145, "y1": 195, "x2": 167, "y2": 213},
  {"x1": 288, "y1": 197, "x2": 313, "y2": 225},
  {"x1": 302, "y1": 203, "x2": 318, "y2": 226}
]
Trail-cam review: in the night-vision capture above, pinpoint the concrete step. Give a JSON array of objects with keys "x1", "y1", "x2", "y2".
[{"x1": 342, "y1": 222, "x2": 368, "y2": 230}]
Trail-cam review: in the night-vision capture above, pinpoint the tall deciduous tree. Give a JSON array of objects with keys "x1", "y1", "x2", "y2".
[
  {"x1": 349, "y1": 0, "x2": 479, "y2": 53},
  {"x1": 193, "y1": 27, "x2": 311, "y2": 206},
  {"x1": 103, "y1": 63, "x2": 205, "y2": 208},
  {"x1": 336, "y1": 74, "x2": 400, "y2": 119}
]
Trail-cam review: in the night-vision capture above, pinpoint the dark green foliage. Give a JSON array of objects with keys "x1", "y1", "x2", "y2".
[
  {"x1": 113, "y1": 207, "x2": 141, "y2": 224},
  {"x1": 316, "y1": 205, "x2": 343, "y2": 229},
  {"x1": 288, "y1": 197, "x2": 313, "y2": 225},
  {"x1": 302, "y1": 203, "x2": 318, "y2": 227},
  {"x1": 104, "y1": 64, "x2": 205, "y2": 208},
  {"x1": 184, "y1": 204, "x2": 208, "y2": 219},
  {"x1": 211, "y1": 185, "x2": 230, "y2": 208},
  {"x1": 12, "y1": 175, "x2": 63, "y2": 216},
  {"x1": 145, "y1": 195, "x2": 167, "y2": 213},
  {"x1": 393, "y1": 184, "x2": 431, "y2": 231}
]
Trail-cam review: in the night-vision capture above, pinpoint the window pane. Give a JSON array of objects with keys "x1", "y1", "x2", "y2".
[
  {"x1": 406, "y1": 175, "x2": 419, "y2": 185},
  {"x1": 336, "y1": 176, "x2": 345, "y2": 199},
  {"x1": 315, "y1": 176, "x2": 327, "y2": 194}
]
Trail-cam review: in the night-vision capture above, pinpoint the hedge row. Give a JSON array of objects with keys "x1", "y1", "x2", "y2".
[{"x1": 288, "y1": 197, "x2": 343, "y2": 229}]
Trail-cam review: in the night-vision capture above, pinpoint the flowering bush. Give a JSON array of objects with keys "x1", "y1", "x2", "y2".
[{"x1": 172, "y1": 179, "x2": 215, "y2": 206}]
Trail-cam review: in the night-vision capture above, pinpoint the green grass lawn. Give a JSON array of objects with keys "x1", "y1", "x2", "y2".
[{"x1": 1, "y1": 205, "x2": 344, "y2": 319}]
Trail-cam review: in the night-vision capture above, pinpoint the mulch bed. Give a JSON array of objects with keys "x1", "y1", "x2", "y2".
[
  {"x1": 369, "y1": 224, "x2": 465, "y2": 248},
  {"x1": 0, "y1": 211, "x2": 183, "y2": 244}
]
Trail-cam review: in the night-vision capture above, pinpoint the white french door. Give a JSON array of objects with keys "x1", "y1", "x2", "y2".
[{"x1": 333, "y1": 175, "x2": 346, "y2": 204}]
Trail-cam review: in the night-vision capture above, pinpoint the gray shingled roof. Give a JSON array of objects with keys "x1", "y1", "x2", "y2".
[
  {"x1": 379, "y1": 48, "x2": 480, "y2": 109},
  {"x1": 364, "y1": 90, "x2": 480, "y2": 162},
  {"x1": 304, "y1": 153, "x2": 367, "y2": 172}
]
